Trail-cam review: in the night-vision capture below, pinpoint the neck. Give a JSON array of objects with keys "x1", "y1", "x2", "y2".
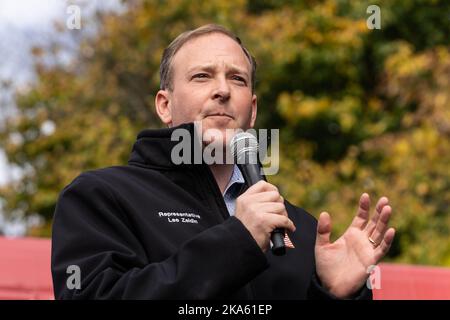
[{"x1": 209, "y1": 163, "x2": 234, "y2": 194}]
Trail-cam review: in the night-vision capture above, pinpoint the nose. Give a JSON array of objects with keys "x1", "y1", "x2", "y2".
[{"x1": 212, "y1": 77, "x2": 230, "y2": 103}]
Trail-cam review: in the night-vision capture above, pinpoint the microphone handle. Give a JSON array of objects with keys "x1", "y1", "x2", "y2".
[{"x1": 237, "y1": 163, "x2": 286, "y2": 256}]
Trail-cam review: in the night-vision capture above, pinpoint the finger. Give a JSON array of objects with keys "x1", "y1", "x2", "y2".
[
  {"x1": 350, "y1": 193, "x2": 370, "y2": 229},
  {"x1": 249, "y1": 191, "x2": 283, "y2": 203},
  {"x1": 365, "y1": 196, "x2": 389, "y2": 235},
  {"x1": 245, "y1": 181, "x2": 278, "y2": 194},
  {"x1": 374, "y1": 228, "x2": 395, "y2": 262},
  {"x1": 369, "y1": 205, "x2": 392, "y2": 245},
  {"x1": 254, "y1": 202, "x2": 287, "y2": 216},
  {"x1": 264, "y1": 214, "x2": 296, "y2": 233},
  {"x1": 316, "y1": 212, "x2": 332, "y2": 246}
]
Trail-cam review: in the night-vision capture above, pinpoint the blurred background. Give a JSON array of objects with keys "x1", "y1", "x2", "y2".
[{"x1": 0, "y1": 0, "x2": 449, "y2": 298}]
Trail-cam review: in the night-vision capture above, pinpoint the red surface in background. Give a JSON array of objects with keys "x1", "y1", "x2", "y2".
[
  {"x1": 0, "y1": 236, "x2": 449, "y2": 300},
  {"x1": 0, "y1": 236, "x2": 53, "y2": 299},
  {"x1": 371, "y1": 263, "x2": 450, "y2": 300}
]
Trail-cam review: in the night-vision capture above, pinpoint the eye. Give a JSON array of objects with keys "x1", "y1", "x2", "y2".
[
  {"x1": 192, "y1": 73, "x2": 209, "y2": 79},
  {"x1": 232, "y1": 75, "x2": 247, "y2": 84}
]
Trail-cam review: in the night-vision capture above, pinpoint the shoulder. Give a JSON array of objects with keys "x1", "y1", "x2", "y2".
[
  {"x1": 54, "y1": 166, "x2": 146, "y2": 222},
  {"x1": 58, "y1": 165, "x2": 170, "y2": 206},
  {"x1": 60, "y1": 166, "x2": 123, "y2": 192},
  {"x1": 58, "y1": 166, "x2": 136, "y2": 199},
  {"x1": 62, "y1": 165, "x2": 162, "y2": 192}
]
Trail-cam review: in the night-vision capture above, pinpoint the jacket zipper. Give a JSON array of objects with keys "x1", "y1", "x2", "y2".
[
  {"x1": 195, "y1": 164, "x2": 231, "y2": 221},
  {"x1": 194, "y1": 164, "x2": 256, "y2": 300}
]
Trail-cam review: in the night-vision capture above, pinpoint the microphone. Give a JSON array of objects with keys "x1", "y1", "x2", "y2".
[{"x1": 230, "y1": 132, "x2": 286, "y2": 256}]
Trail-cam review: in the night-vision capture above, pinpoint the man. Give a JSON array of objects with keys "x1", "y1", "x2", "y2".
[{"x1": 51, "y1": 24, "x2": 395, "y2": 299}]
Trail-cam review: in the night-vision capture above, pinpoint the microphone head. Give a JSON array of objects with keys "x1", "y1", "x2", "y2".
[{"x1": 230, "y1": 132, "x2": 259, "y2": 164}]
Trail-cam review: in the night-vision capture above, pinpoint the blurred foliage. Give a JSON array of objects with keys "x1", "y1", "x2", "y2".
[{"x1": 0, "y1": 0, "x2": 449, "y2": 265}]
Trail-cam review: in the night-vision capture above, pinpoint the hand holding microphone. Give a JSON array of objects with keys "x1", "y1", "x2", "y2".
[{"x1": 231, "y1": 132, "x2": 292, "y2": 256}]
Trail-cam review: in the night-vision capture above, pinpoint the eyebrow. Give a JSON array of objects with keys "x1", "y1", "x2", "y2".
[{"x1": 186, "y1": 64, "x2": 249, "y2": 80}]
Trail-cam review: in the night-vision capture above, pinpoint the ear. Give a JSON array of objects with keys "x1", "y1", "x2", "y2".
[
  {"x1": 249, "y1": 94, "x2": 257, "y2": 128},
  {"x1": 155, "y1": 89, "x2": 173, "y2": 126}
]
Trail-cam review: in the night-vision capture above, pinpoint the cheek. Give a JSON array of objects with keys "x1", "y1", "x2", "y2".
[
  {"x1": 239, "y1": 113, "x2": 253, "y2": 130},
  {"x1": 171, "y1": 90, "x2": 205, "y2": 123},
  {"x1": 235, "y1": 96, "x2": 254, "y2": 127}
]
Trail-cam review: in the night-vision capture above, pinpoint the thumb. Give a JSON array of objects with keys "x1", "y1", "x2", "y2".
[{"x1": 316, "y1": 212, "x2": 332, "y2": 246}]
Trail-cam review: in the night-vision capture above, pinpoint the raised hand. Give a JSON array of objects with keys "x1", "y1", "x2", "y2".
[{"x1": 314, "y1": 193, "x2": 395, "y2": 298}]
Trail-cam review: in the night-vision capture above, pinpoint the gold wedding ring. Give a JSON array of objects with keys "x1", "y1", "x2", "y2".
[{"x1": 368, "y1": 237, "x2": 378, "y2": 247}]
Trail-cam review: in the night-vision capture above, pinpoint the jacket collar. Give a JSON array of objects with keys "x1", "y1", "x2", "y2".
[{"x1": 128, "y1": 122, "x2": 204, "y2": 169}]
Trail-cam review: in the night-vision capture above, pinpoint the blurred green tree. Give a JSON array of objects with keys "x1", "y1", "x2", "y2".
[{"x1": 0, "y1": 0, "x2": 448, "y2": 265}]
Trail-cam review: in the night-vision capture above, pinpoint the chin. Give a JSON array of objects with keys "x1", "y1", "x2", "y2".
[
  {"x1": 202, "y1": 127, "x2": 231, "y2": 145},
  {"x1": 203, "y1": 116, "x2": 234, "y2": 128},
  {"x1": 198, "y1": 118, "x2": 246, "y2": 144}
]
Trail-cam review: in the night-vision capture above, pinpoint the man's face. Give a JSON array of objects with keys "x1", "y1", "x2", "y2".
[{"x1": 155, "y1": 32, "x2": 257, "y2": 147}]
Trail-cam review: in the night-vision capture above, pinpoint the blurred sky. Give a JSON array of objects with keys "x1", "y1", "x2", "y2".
[
  {"x1": 0, "y1": 0, "x2": 122, "y2": 234},
  {"x1": 0, "y1": 0, "x2": 123, "y2": 186},
  {"x1": 1, "y1": 0, "x2": 66, "y2": 187},
  {"x1": 0, "y1": 0, "x2": 65, "y2": 235},
  {"x1": 0, "y1": 0, "x2": 65, "y2": 83}
]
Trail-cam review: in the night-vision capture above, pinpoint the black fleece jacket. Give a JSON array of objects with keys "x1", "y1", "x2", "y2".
[{"x1": 51, "y1": 122, "x2": 372, "y2": 300}]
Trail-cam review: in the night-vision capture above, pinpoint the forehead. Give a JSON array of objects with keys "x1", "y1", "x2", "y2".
[{"x1": 171, "y1": 33, "x2": 251, "y2": 75}]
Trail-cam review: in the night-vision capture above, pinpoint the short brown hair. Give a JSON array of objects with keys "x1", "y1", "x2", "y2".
[{"x1": 159, "y1": 24, "x2": 257, "y2": 92}]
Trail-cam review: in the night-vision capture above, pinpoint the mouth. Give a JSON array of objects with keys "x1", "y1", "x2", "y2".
[{"x1": 205, "y1": 113, "x2": 234, "y2": 119}]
